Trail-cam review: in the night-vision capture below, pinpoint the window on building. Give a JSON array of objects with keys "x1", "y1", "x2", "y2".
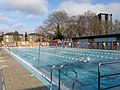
[
  {"x1": 6, "y1": 39, "x2": 9, "y2": 42},
  {"x1": 101, "y1": 15, "x2": 105, "y2": 20},
  {"x1": 6, "y1": 35, "x2": 9, "y2": 38}
]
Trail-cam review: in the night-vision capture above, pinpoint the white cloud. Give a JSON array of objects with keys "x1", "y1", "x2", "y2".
[
  {"x1": 0, "y1": 28, "x2": 13, "y2": 33},
  {"x1": 14, "y1": 23, "x2": 25, "y2": 29},
  {"x1": 25, "y1": 14, "x2": 38, "y2": 19},
  {"x1": 62, "y1": 0, "x2": 91, "y2": 3},
  {"x1": 0, "y1": 0, "x2": 48, "y2": 15},
  {"x1": 0, "y1": 28, "x2": 27, "y2": 33},
  {"x1": 79, "y1": 0, "x2": 91, "y2": 2},
  {"x1": 59, "y1": 1, "x2": 120, "y2": 19},
  {"x1": 0, "y1": 13, "x2": 25, "y2": 29},
  {"x1": 0, "y1": 13, "x2": 15, "y2": 25}
]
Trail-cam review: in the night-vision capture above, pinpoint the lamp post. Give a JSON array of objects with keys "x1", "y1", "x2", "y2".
[{"x1": 38, "y1": 42, "x2": 40, "y2": 69}]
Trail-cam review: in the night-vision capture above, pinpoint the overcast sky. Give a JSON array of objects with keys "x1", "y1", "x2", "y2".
[{"x1": 0, "y1": 0, "x2": 120, "y2": 33}]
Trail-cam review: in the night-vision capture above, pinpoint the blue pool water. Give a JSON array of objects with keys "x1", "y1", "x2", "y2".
[{"x1": 8, "y1": 47, "x2": 120, "y2": 90}]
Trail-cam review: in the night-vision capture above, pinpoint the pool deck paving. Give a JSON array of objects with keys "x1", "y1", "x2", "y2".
[{"x1": 0, "y1": 49, "x2": 49, "y2": 90}]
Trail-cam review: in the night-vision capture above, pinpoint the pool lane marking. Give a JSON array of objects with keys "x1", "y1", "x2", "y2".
[
  {"x1": 51, "y1": 53, "x2": 88, "y2": 62},
  {"x1": 76, "y1": 59, "x2": 79, "y2": 61},
  {"x1": 51, "y1": 49, "x2": 120, "y2": 56},
  {"x1": 72, "y1": 58, "x2": 74, "y2": 60},
  {"x1": 110, "y1": 57, "x2": 113, "y2": 59},
  {"x1": 61, "y1": 51, "x2": 117, "y2": 58},
  {"x1": 52, "y1": 53, "x2": 118, "y2": 61},
  {"x1": 21, "y1": 49, "x2": 119, "y2": 63},
  {"x1": 105, "y1": 57, "x2": 108, "y2": 58},
  {"x1": 49, "y1": 51, "x2": 117, "y2": 60}
]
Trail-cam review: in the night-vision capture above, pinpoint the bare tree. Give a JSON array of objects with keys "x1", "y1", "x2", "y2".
[
  {"x1": 36, "y1": 10, "x2": 120, "y2": 42},
  {"x1": 45, "y1": 10, "x2": 68, "y2": 40},
  {"x1": 91, "y1": 15, "x2": 100, "y2": 35},
  {"x1": 76, "y1": 15, "x2": 86, "y2": 36},
  {"x1": 113, "y1": 19, "x2": 120, "y2": 33},
  {"x1": 83, "y1": 10, "x2": 97, "y2": 35},
  {"x1": 64, "y1": 16, "x2": 78, "y2": 39}
]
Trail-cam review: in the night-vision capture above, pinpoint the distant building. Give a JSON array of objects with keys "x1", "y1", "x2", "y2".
[
  {"x1": 98, "y1": 13, "x2": 112, "y2": 34},
  {"x1": 98, "y1": 13, "x2": 112, "y2": 20},
  {"x1": 27, "y1": 33, "x2": 40, "y2": 42},
  {"x1": 72, "y1": 33, "x2": 120, "y2": 50},
  {"x1": 3, "y1": 32, "x2": 24, "y2": 46}
]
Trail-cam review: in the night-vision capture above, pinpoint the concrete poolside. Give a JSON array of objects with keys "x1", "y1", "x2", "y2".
[{"x1": 0, "y1": 49, "x2": 49, "y2": 90}]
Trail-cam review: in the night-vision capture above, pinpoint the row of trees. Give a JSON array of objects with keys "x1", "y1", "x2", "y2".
[{"x1": 36, "y1": 10, "x2": 120, "y2": 41}]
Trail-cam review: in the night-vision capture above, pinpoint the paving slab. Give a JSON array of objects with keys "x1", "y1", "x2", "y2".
[{"x1": 0, "y1": 49, "x2": 49, "y2": 90}]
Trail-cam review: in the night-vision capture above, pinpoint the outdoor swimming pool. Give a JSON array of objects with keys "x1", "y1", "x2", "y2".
[{"x1": 7, "y1": 47, "x2": 120, "y2": 90}]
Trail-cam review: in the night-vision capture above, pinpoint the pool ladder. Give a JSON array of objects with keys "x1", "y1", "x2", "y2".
[
  {"x1": 50, "y1": 64, "x2": 78, "y2": 90},
  {"x1": 98, "y1": 61, "x2": 120, "y2": 90}
]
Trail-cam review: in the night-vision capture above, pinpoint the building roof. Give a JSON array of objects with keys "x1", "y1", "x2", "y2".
[
  {"x1": 4, "y1": 32, "x2": 23, "y2": 36},
  {"x1": 28, "y1": 33, "x2": 40, "y2": 36},
  {"x1": 72, "y1": 33, "x2": 120, "y2": 40},
  {"x1": 98, "y1": 13, "x2": 112, "y2": 15}
]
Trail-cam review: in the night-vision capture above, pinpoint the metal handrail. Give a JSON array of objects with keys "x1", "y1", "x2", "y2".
[
  {"x1": 58, "y1": 64, "x2": 78, "y2": 90},
  {"x1": 98, "y1": 61, "x2": 120, "y2": 90},
  {"x1": 50, "y1": 64, "x2": 78, "y2": 90},
  {"x1": 61, "y1": 69, "x2": 68, "y2": 85},
  {"x1": 50, "y1": 65, "x2": 60, "y2": 90},
  {"x1": 100, "y1": 72, "x2": 120, "y2": 77}
]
